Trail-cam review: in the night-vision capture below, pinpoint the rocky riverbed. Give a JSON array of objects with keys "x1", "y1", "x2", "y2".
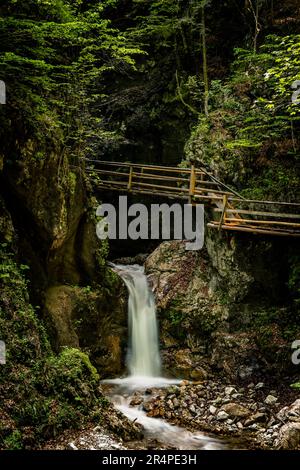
[
  {"x1": 128, "y1": 380, "x2": 300, "y2": 450},
  {"x1": 43, "y1": 380, "x2": 300, "y2": 450}
]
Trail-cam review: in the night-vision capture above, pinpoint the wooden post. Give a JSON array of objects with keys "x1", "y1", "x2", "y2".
[
  {"x1": 219, "y1": 194, "x2": 228, "y2": 231},
  {"x1": 128, "y1": 166, "x2": 133, "y2": 191},
  {"x1": 189, "y1": 165, "x2": 196, "y2": 204}
]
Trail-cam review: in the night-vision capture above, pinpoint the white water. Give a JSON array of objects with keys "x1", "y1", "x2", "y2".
[
  {"x1": 113, "y1": 395, "x2": 224, "y2": 450},
  {"x1": 110, "y1": 263, "x2": 161, "y2": 378},
  {"x1": 103, "y1": 263, "x2": 225, "y2": 450}
]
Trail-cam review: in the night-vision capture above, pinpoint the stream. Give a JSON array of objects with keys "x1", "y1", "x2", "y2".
[{"x1": 103, "y1": 264, "x2": 226, "y2": 450}]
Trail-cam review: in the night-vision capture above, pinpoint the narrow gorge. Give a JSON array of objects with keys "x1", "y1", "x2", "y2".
[{"x1": 0, "y1": 0, "x2": 300, "y2": 455}]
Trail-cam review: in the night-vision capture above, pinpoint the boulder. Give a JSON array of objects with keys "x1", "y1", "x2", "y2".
[
  {"x1": 244, "y1": 412, "x2": 267, "y2": 426},
  {"x1": 222, "y1": 403, "x2": 251, "y2": 418},
  {"x1": 44, "y1": 284, "x2": 126, "y2": 376},
  {"x1": 275, "y1": 422, "x2": 300, "y2": 450},
  {"x1": 277, "y1": 399, "x2": 300, "y2": 422}
]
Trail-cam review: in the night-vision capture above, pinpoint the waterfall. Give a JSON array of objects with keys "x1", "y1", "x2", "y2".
[{"x1": 110, "y1": 264, "x2": 161, "y2": 377}]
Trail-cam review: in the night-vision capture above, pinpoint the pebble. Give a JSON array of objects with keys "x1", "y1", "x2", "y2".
[
  {"x1": 189, "y1": 404, "x2": 197, "y2": 414},
  {"x1": 217, "y1": 411, "x2": 229, "y2": 421},
  {"x1": 225, "y1": 386, "x2": 237, "y2": 396},
  {"x1": 265, "y1": 395, "x2": 278, "y2": 405},
  {"x1": 214, "y1": 397, "x2": 223, "y2": 404},
  {"x1": 255, "y1": 382, "x2": 265, "y2": 389},
  {"x1": 173, "y1": 398, "x2": 180, "y2": 408},
  {"x1": 132, "y1": 381, "x2": 297, "y2": 450},
  {"x1": 67, "y1": 442, "x2": 78, "y2": 451}
]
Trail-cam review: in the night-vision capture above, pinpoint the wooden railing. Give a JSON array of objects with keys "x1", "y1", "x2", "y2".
[{"x1": 83, "y1": 159, "x2": 300, "y2": 237}]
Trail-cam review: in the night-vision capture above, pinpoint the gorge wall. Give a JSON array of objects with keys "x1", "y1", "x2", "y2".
[{"x1": 0, "y1": 0, "x2": 299, "y2": 449}]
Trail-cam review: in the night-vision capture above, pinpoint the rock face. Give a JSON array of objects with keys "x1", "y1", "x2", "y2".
[
  {"x1": 44, "y1": 282, "x2": 127, "y2": 377},
  {"x1": 1, "y1": 142, "x2": 128, "y2": 377},
  {"x1": 145, "y1": 238, "x2": 299, "y2": 380},
  {"x1": 145, "y1": 241, "x2": 227, "y2": 378}
]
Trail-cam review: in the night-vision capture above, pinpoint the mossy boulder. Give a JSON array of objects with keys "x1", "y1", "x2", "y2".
[
  {"x1": 0, "y1": 241, "x2": 137, "y2": 449},
  {"x1": 145, "y1": 238, "x2": 300, "y2": 381},
  {"x1": 44, "y1": 281, "x2": 127, "y2": 377}
]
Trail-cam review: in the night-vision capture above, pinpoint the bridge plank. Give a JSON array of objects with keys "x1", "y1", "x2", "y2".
[
  {"x1": 208, "y1": 223, "x2": 300, "y2": 237},
  {"x1": 214, "y1": 208, "x2": 300, "y2": 219}
]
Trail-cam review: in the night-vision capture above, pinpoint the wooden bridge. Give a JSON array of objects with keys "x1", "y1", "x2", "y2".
[{"x1": 84, "y1": 159, "x2": 300, "y2": 238}]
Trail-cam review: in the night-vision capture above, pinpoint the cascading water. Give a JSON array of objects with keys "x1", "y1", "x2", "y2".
[
  {"x1": 104, "y1": 263, "x2": 225, "y2": 450},
  {"x1": 110, "y1": 263, "x2": 161, "y2": 378}
]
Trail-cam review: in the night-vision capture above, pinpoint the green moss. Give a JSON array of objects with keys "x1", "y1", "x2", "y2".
[
  {"x1": 3, "y1": 431, "x2": 23, "y2": 450},
  {"x1": 42, "y1": 348, "x2": 100, "y2": 387},
  {"x1": 290, "y1": 382, "x2": 300, "y2": 390},
  {"x1": 68, "y1": 171, "x2": 77, "y2": 196},
  {"x1": 0, "y1": 244, "x2": 108, "y2": 450}
]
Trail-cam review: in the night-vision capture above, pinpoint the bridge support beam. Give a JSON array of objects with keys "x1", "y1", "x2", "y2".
[{"x1": 189, "y1": 165, "x2": 196, "y2": 204}]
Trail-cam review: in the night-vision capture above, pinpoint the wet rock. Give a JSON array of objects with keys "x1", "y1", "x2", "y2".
[
  {"x1": 113, "y1": 254, "x2": 148, "y2": 266},
  {"x1": 130, "y1": 397, "x2": 143, "y2": 407},
  {"x1": 265, "y1": 395, "x2": 278, "y2": 405},
  {"x1": 222, "y1": 403, "x2": 250, "y2": 418},
  {"x1": 143, "y1": 402, "x2": 153, "y2": 412},
  {"x1": 180, "y1": 380, "x2": 190, "y2": 387},
  {"x1": 275, "y1": 423, "x2": 300, "y2": 450}
]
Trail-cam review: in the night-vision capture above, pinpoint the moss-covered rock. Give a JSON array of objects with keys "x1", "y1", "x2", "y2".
[
  {"x1": 145, "y1": 238, "x2": 300, "y2": 381},
  {"x1": 0, "y1": 238, "x2": 136, "y2": 449},
  {"x1": 44, "y1": 281, "x2": 127, "y2": 377}
]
